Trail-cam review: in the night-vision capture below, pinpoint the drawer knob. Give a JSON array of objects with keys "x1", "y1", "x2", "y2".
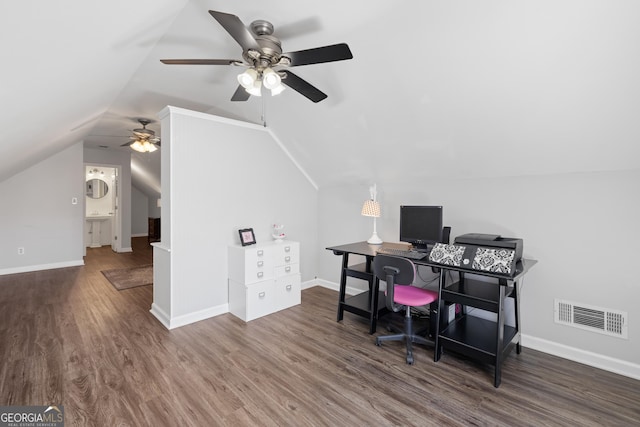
[
  {"x1": 257, "y1": 272, "x2": 264, "y2": 278},
  {"x1": 285, "y1": 246, "x2": 291, "y2": 252},
  {"x1": 257, "y1": 261, "x2": 264, "y2": 267},
  {"x1": 286, "y1": 284, "x2": 292, "y2": 291},
  {"x1": 258, "y1": 292, "x2": 266, "y2": 298},
  {"x1": 257, "y1": 250, "x2": 264, "y2": 256},
  {"x1": 285, "y1": 266, "x2": 291, "y2": 273},
  {"x1": 285, "y1": 256, "x2": 291, "y2": 262}
]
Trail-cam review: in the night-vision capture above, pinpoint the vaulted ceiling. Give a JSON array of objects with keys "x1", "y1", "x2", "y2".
[{"x1": 2, "y1": 1, "x2": 639, "y2": 194}]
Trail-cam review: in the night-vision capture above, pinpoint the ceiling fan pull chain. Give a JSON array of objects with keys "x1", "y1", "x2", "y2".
[{"x1": 262, "y1": 93, "x2": 267, "y2": 127}]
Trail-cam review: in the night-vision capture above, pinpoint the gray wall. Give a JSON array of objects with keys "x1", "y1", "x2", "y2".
[
  {"x1": 318, "y1": 169, "x2": 640, "y2": 372},
  {"x1": 131, "y1": 185, "x2": 149, "y2": 237},
  {"x1": 0, "y1": 143, "x2": 84, "y2": 274}
]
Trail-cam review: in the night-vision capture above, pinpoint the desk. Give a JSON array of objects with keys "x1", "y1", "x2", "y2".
[
  {"x1": 326, "y1": 241, "x2": 409, "y2": 334},
  {"x1": 433, "y1": 257, "x2": 536, "y2": 387},
  {"x1": 327, "y1": 240, "x2": 536, "y2": 387}
]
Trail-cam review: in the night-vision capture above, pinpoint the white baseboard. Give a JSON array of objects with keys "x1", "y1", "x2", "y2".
[
  {"x1": 522, "y1": 334, "x2": 640, "y2": 380},
  {"x1": 312, "y1": 279, "x2": 639, "y2": 380},
  {"x1": 0, "y1": 259, "x2": 84, "y2": 276},
  {"x1": 117, "y1": 247, "x2": 133, "y2": 253},
  {"x1": 150, "y1": 302, "x2": 229, "y2": 330},
  {"x1": 132, "y1": 233, "x2": 148, "y2": 238},
  {"x1": 150, "y1": 303, "x2": 171, "y2": 329},
  {"x1": 309, "y1": 278, "x2": 364, "y2": 296}
]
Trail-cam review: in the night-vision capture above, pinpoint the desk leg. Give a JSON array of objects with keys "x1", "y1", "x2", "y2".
[
  {"x1": 494, "y1": 284, "x2": 506, "y2": 388},
  {"x1": 336, "y1": 253, "x2": 349, "y2": 322},
  {"x1": 434, "y1": 270, "x2": 445, "y2": 362},
  {"x1": 369, "y1": 276, "x2": 380, "y2": 334},
  {"x1": 514, "y1": 277, "x2": 523, "y2": 355}
]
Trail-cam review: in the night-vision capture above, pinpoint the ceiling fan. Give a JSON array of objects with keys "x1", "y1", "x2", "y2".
[
  {"x1": 160, "y1": 10, "x2": 353, "y2": 103},
  {"x1": 120, "y1": 119, "x2": 161, "y2": 153}
]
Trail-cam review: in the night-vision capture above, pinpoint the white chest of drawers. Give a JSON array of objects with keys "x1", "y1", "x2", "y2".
[{"x1": 228, "y1": 241, "x2": 301, "y2": 321}]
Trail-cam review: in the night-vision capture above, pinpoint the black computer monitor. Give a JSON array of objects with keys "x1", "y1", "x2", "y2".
[{"x1": 399, "y1": 205, "x2": 443, "y2": 251}]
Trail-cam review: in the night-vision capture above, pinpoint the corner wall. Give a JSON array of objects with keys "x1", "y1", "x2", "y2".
[{"x1": 151, "y1": 107, "x2": 318, "y2": 328}]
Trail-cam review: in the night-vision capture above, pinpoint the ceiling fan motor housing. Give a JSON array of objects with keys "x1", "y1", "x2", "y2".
[
  {"x1": 243, "y1": 20, "x2": 283, "y2": 69},
  {"x1": 132, "y1": 119, "x2": 156, "y2": 139}
]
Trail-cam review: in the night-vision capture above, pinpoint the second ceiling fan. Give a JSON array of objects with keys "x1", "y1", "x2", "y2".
[
  {"x1": 121, "y1": 119, "x2": 160, "y2": 153},
  {"x1": 161, "y1": 10, "x2": 353, "y2": 103}
]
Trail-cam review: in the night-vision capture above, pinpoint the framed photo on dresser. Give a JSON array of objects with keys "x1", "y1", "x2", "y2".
[{"x1": 238, "y1": 228, "x2": 256, "y2": 246}]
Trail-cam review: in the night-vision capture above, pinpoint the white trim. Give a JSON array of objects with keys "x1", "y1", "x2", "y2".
[
  {"x1": 132, "y1": 233, "x2": 148, "y2": 238},
  {"x1": 150, "y1": 303, "x2": 171, "y2": 329},
  {"x1": 522, "y1": 334, "x2": 640, "y2": 380},
  {"x1": 159, "y1": 105, "x2": 265, "y2": 131},
  {"x1": 152, "y1": 303, "x2": 229, "y2": 330},
  {"x1": 116, "y1": 247, "x2": 133, "y2": 253},
  {"x1": 150, "y1": 242, "x2": 170, "y2": 252},
  {"x1": 266, "y1": 128, "x2": 318, "y2": 190},
  {"x1": 157, "y1": 106, "x2": 318, "y2": 191},
  {"x1": 314, "y1": 279, "x2": 366, "y2": 296},
  {"x1": 0, "y1": 260, "x2": 84, "y2": 276},
  {"x1": 301, "y1": 279, "x2": 318, "y2": 290}
]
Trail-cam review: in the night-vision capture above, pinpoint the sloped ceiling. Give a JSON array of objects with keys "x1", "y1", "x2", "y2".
[{"x1": 2, "y1": 1, "x2": 639, "y2": 191}]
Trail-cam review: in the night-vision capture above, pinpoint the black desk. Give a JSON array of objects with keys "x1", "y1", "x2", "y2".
[
  {"x1": 433, "y1": 256, "x2": 536, "y2": 387},
  {"x1": 327, "y1": 240, "x2": 537, "y2": 387},
  {"x1": 326, "y1": 241, "x2": 409, "y2": 334}
]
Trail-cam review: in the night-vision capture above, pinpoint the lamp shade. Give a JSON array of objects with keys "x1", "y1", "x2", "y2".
[
  {"x1": 269, "y1": 82, "x2": 286, "y2": 96},
  {"x1": 237, "y1": 68, "x2": 258, "y2": 89},
  {"x1": 262, "y1": 67, "x2": 281, "y2": 89},
  {"x1": 361, "y1": 200, "x2": 381, "y2": 218},
  {"x1": 245, "y1": 79, "x2": 262, "y2": 96}
]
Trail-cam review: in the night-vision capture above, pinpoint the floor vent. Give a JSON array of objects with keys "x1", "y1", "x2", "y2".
[{"x1": 554, "y1": 299, "x2": 628, "y2": 339}]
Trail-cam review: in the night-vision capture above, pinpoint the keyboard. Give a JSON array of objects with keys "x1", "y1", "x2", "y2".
[{"x1": 376, "y1": 247, "x2": 428, "y2": 260}]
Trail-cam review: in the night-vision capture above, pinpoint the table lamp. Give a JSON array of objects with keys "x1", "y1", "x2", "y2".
[{"x1": 362, "y1": 184, "x2": 382, "y2": 244}]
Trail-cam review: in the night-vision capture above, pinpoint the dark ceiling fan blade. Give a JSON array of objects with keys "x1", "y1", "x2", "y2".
[
  {"x1": 281, "y1": 71, "x2": 327, "y2": 103},
  {"x1": 209, "y1": 10, "x2": 261, "y2": 52},
  {"x1": 283, "y1": 43, "x2": 353, "y2": 67},
  {"x1": 160, "y1": 59, "x2": 241, "y2": 65},
  {"x1": 231, "y1": 85, "x2": 251, "y2": 101}
]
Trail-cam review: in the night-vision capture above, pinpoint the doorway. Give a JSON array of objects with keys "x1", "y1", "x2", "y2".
[{"x1": 84, "y1": 164, "x2": 122, "y2": 254}]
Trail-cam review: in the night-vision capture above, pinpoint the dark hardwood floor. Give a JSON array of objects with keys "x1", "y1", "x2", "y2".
[{"x1": 1, "y1": 237, "x2": 639, "y2": 426}]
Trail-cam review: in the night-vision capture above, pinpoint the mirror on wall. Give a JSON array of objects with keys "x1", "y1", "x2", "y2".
[{"x1": 86, "y1": 179, "x2": 109, "y2": 199}]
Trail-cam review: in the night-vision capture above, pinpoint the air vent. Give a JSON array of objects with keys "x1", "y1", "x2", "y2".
[{"x1": 554, "y1": 299, "x2": 627, "y2": 339}]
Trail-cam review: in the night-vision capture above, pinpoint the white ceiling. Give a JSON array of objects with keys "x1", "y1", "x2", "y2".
[{"x1": 2, "y1": 1, "x2": 639, "y2": 194}]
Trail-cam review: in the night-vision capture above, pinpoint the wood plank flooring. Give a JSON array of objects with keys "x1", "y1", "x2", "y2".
[{"x1": 1, "y1": 237, "x2": 639, "y2": 426}]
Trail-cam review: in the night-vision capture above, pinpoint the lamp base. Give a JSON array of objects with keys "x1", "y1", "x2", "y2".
[{"x1": 367, "y1": 233, "x2": 383, "y2": 245}]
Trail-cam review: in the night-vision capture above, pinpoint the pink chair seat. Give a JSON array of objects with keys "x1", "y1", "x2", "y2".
[{"x1": 393, "y1": 285, "x2": 438, "y2": 307}]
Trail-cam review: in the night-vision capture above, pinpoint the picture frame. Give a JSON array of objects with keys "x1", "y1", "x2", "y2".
[{"x1": 238, "y1": 228, "x2": 256, "y2": 246}]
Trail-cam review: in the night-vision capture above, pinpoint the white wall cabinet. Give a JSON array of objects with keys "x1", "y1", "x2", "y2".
[{"x1": 228, "y1": 241, "x2": 301, "y2": 321}]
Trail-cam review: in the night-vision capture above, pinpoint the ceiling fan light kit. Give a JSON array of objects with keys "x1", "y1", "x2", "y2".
[
  {"x1": 130, "y1": 140, "x2": 158, "y2": 153},
  {"x1": 120, "y1": 119, "x2": 161, "y2": 153},
  {"x1": 236, "y1": 67, "x2": 286, "y2": 97},
  {"x1": 160, "y1": 10, "x2": 353, "y2": 103}
]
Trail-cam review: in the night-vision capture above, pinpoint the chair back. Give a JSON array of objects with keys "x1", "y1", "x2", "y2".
[{"x1": 373, "y1": 255, "x2": 416, "y2": 312}]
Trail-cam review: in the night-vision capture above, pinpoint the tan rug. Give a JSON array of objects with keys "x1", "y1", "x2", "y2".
[{"x1": 101, "y1": 265, "x2": 153, "y2": 290}]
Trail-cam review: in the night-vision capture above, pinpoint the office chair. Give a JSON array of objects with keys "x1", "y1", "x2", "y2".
[{"x1": 373, "y1": 254, "x2": 438, "y2": 365}]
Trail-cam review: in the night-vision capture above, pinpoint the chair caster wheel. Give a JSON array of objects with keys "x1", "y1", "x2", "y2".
[
  {"x1": 375, "y1": 339, "x2": 381, "y2": 346},
  {"x1": 406, "y1": 356, "x2": 414, "y2": 365}
]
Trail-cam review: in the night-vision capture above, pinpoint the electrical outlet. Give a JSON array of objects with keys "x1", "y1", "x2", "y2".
[
  {"x1": 71, "y1": 197, "x2": 78, "y2": 205},
  {"x1": 18, "y1": 247, "x2": 25, "y2": 255}
]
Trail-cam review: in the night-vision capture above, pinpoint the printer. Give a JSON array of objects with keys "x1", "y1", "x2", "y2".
[{"x1": 454, "y1": 233, "x2": 523, "y2": 263}]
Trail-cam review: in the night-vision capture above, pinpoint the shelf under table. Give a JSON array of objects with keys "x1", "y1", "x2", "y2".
[{"x1": 439, "y1": 316, "x2": 518, "y2": 364}]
